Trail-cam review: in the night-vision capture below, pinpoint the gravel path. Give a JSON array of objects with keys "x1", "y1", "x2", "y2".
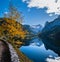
[{"x1": 8, "y1": 43, "x2": 20, "y2": 62}]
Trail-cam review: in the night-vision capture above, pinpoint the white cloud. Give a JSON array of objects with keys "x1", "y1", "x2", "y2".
[
  {"x1": 46, "y1": 56, "x2": 60, "y2": 62},
  {"x1": 4, "y1": 11, "x2": 8, "y2": 14},
  {"x1": 22, "y1": 0, "x2": 26, "y2": 2},
  {"x1": 22, "y1": 0, "x2": 60, "y2": 15},
  {"x1": 49, "y1": 14, "x2": 53, "y2": 16}
]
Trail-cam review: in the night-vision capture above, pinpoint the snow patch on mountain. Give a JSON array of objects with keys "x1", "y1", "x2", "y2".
[{"x1": 30, "y1": 24, "x2": 43, "y2": 33}]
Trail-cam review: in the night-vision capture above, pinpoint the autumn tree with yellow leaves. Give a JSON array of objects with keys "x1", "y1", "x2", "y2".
[
  {"x1": 0, "y1": 1, "x2": 32, "y2": 62},
  {"x1": 0, "y1": 3, "x2": 29, "y2": 46}
]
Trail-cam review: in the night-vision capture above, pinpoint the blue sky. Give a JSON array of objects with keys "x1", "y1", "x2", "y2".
[{"x1": 0, "y1": 0, "x2": 59, "y2": 26}]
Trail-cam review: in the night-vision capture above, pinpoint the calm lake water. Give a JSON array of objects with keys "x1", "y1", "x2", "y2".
[{"x1": 20, "y1": 38, "x2": 58, "y2": 62}]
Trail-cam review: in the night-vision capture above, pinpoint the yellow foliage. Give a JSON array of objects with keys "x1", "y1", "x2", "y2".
[{"x1": 0, "y1": 18, "x2": 27, "y2": 42}]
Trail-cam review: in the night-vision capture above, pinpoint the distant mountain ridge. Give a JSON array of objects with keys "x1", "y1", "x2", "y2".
[{"x1": 23, "y1": 24, "x2": 42, "y2": 34}]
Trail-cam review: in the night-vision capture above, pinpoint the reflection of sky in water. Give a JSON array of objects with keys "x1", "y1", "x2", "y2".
[
  {"x1": 30, "y1": 38, "x2": 43, "y2": 46},
  {"x1": 20, "y1": 44, "x2": 58, "y2": 62},
  {"x1": 46, "y1": 57, "x2": 60, "y2": 62}
]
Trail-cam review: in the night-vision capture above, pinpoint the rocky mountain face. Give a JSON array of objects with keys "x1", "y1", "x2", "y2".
[
  {"x1": 42, "y1": 16, "x2": 60, "y2": 32},
  {"x1": 39, "y1": 15, "x2": 60, "y2": 55}
]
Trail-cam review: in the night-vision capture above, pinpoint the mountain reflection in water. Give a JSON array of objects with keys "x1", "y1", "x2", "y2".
[{"x1": 20, "y1": 38, "x2": 58, "y2": 62}]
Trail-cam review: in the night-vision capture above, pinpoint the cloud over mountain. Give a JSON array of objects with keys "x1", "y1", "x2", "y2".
[{"x1": 22, "y1": 0, "x2": 60, "y2": 15}]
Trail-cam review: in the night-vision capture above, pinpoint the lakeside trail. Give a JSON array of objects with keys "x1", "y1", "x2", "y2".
[
  {"x1": 0, "y1": 39, "x2": 32, "y2": 62},
  {"x1": 8, "y1": 42, "x2": 20, "y2": 62}
]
